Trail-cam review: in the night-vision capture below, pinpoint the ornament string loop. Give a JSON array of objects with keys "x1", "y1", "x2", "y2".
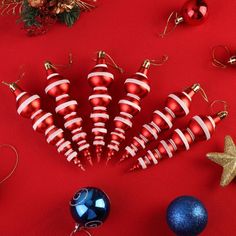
[
  {"x1": 212, "y1": 45, "x2": 232, "y2": 68},
  {"x1": 149, "y1": 55, "x2": 169, "y2": 66},
  {"x1": 199, "y1": 86, "x2": 209, "y2": 103},
  {"x1": 210, "y1": 100, "x2": 228, "y2": 114},
  {"x1": 0, "y1": 144, "x2": 19, "y2": 185},
  {"x1": 160, "y1": 11, "x2": 183, "y2": 38},
  {"x1": 70, "y1": 224, "x2": 92, "y2": 236},
  {"x1": 45, "y1": 53, "x2": 73, "y2": 69}
]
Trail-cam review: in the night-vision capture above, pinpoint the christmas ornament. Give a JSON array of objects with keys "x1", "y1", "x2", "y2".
[
  {"x1": 129, "y1": 110, "x2": 228, "y2": 171},
  {"x1": 88, "y1": 51, "x2": 122, "y2": 162},
  {"x1": 167, "y1": 196, "x2": 208, "y2": 236},
  {"x1": 70, "y1": 187, "x2": 110, "y2": 235},
  {"x1": 106, "y1": 56, "x2": 168, "y2": 164},
  {"x1": 0, "y1": 0, "x2": 96, "y2": 35},
  {"x1": 212, "y1": 45, "x2": 236, "y2": 68},
  {"x1": 160, "y1": 0, "x2": 208, "y2": 37},
  {"x1": 44, "y1": 61, "x2": 92, "y2": 166},
  {"x1": 207, "y1": 136, "x2": 236, "y2": 187},
  {"x1": 0, "y1": 144, "x2": 19, "y2": 184},
  {"x1": 120, "y1": 83, "x2": 208, "y2": 162},
  {"x1": 2, "y1": 81, "x2": 85, "y2": 171}
]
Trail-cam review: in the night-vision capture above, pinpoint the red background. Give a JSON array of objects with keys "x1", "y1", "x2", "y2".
[{"x1": 0, "y1": 0, "x2": 236, "y2": 235}]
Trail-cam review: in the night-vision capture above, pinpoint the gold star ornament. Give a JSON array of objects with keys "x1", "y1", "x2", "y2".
[{"x1": 207, "y1": 136, "x2": 236, "y2": 187}]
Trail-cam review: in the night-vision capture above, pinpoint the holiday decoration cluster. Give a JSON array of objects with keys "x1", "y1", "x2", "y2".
[
  {"x1": 0, "y1": 0, "x2": 95, "y2": 35},
  {"x1": 3, "y1": 50, "x2": 228, "y2": 172}
]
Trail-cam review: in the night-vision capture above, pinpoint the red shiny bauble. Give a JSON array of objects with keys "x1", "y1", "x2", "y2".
[{"x1": 181, "y1": 0, "x2": 208, "y2": 25}]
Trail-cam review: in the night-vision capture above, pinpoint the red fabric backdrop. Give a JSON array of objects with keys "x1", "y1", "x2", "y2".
[{"x1": 0, "y1": 0, "x2": 236, "y2": 235}]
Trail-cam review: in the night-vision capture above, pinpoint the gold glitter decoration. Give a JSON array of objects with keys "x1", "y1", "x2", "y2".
[{"x1": 207, "y1": 136, "x2": 236, "y2": 187}]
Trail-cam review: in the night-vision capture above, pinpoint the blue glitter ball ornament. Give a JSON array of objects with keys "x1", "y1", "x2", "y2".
[
  {"x1": 166, "y1": 196, "x2": 208, "y2": 236},
  {"x1": 70, "y1": 187, "x2": 110, "y2": 228}
]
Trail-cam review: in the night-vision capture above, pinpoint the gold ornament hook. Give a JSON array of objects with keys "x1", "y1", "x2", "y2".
[
  {"x1": 159, "y1": 11, "x2": 183, "y2": 38},
  {"x1": 0, "y1": 144, "x2": 19, "y2": 185},
  {"x1": 212, "y1": 45, "x2": 232, "y2": 68},
  {"x1": 210, "y1": 100, "x2": 228, "y2": 115},
  {"x1": 45, "y1": 53, "x2": 73, "y2": 69},
  {"x1": 143, "y1": 55, "x2": 169, "y2": 68},
  {"x1": 2, "y1": 80, "x2": 20, "y2": 91}
]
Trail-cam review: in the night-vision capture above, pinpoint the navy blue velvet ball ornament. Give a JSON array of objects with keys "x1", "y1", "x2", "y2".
[
  {"x1": 166, "y1": 196, "x2": 208, "y2": 236},
  {"x1": 70, "y1": 187, "x2": 110, "y2": 229}
]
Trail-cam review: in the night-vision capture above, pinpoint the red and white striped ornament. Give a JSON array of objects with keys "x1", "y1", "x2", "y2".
[
  {"x1": 44, "y1": 62, "x2": 92, "y2": 166},
  {"x1": 106, "y1": 60, "x2": 155, "y2": 163},
  {"x1": 2, "y1": 81, "x2": 85, "y2": 171},
  {"x1": 120, "y1": 83, "x2": 203, "y2": 162},
  {"x1": 88, "y1": 51, "x2": 120, "y2": 162},
  {"x1": 129, "y1": 111, "x2": 228, "y2": 172}
]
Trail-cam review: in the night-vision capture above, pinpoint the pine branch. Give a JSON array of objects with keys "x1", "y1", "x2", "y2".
[{"x1": 58, "y1": 6, "x2": 80, "y2": 27}]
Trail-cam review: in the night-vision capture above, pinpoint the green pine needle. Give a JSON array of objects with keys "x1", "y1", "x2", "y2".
[{"x1": 58, "y1": 6, "x2": 80, "y2": 27}]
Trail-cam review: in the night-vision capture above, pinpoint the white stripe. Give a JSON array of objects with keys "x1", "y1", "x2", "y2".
[
  {"x1": 127, "y1": 93, "x2": 140, "y2": 100},
  {"x1": 94, "y1": 86, "x2": 107, "y2": 91},
  {"x1": 125, "y1": 79, "x2": 150, "y2": 92},
  {"x1": 168, "y1": 94, "x2": 189, "y2": 115},
  {"x1": 72, "y1": 132, "x2": 86, "y2": 141},
  {"x1": 56, "y1": 138, "x2": 64, "y2": 147},
  {"x1": 72, "y1": 127, "x2": 82, "y2": 134},
  {"x1": 55, "y1": 100, "x2": 77, "y2": 113},
  {"x1": 47, "y1": 73, "x2": 59, "y2": 80},
  {"x1": 119, "y1": 99, "x2": 141, "y2": 111},
  {"x1": 193, "y1": 116, "x2": 211, "y2": 140},
  {"x1": 182, "y1": 91, "x2": 192, "y2": 101},
  {"x1": 92, "y1": 128, "x2": 107, "y2": 133},
  {"x1": 45, "y1": 125, "x2": 55, "y2": 135},
  {"x1": 131, "y1": 144, "x2": 138, "y2": 152},
  {"x1": 175, "y1": 129, "x2": 190, "y2": 150},
  {"x1": 64, "y1": 118, "x2": 82, "y2": 128},
  {"x1": 17, "y1": 95, "x2": 40, "y2": 115},
  {"x1": 154, "y1": 149, "x2": 162, "y2": 158},
  {"x1": 47, "y1": 129, "x2": 63, "y2": 143},
  {"x1": 147, "y1": 150, "x2": 158, "y2": 164},
  {"x1": 169, "y1": 139, "x2": 177, "y2": 151},
  {"x1": 107, "y1": 144, "x2": 119, "y2": 152},
  {"x1": 111, "y1": 132, "x2": 125, "y2": 139},
  {"x1": 56, "y1": 94, "x2": 69, "y2": 101},
  {"x1": 58, "y1": 141, "x2": 70, "y2": 153},
  {"x1": 164, "y1": 107, "x2": 176, "y2": 118},
  {"x1": 45, "y1": 79, "x2": 70, "y2": 93},
  {"x1": 64, "y1": 112, "x2": 76, "y2": 120},
  {"x1": 93, "y1": 106, "x2": 106, "y2": 111},
  {"x1": 136, "y1": 72, "x2": 148, "y2": 78},
  {"x1": 144, "y1": 155, "x2": 151, "y2": 164},
  {"x1": 160, "y1": 140, "x2": 173, "y2": 157},
  {"x1": 65, "y1": 149, "x2": 73, "y2": 156},
  {"x1": 114, "y1": 116, "x2": 132, "y2": 127},
  {"x1": 115, "y1": 128, "x2": 125, "y2": 133},
  {"x1": 120, "y1": 112, "x2": 133, "y2": 119},
  {"x1": 77, "y1": 140, "x2": 86, "y2": 146},
  {"x1": 94, "y1": 122, "x2": 105, "y2": 127},
  {"x1": 90, "y1": 113, "x2": 109, "y2": 119},
  {"x1": 33, "y1": 113, "x2": 51, "y2": 130},
  {"x1": 16, "y1": 92, "x2": 27, "y2": 101},
  {"x1": 87, "y1": 72, "x2": 114, "y2": 79},
  {"x1": 138, "y1": 157, "x2": 147, "y2": 169},
  {"x1": 207, "y1": 116, "x2": 216, "y2": 129},
  {"x1": 93, "y1": 141, "x2": 105, "y2": 145},
  {"x1": 31, "y1": 109, "x2": 42, "y2": 119},
  {"x1": 111, "y1": 140, "x2": 120, "y2": 145},
  {"x1": 79, "y1": 144, "x2": 90, "y2": 151},
  {"x1": 125, "y1": 146, "x2": 136, "y2": 157},
  {"x1": 154, "y1": 110, "x2": 173, "y2": 128},
  {"x1": 67, "y1": 151, "x2": 77, "y2": 161},
  {"x1": 143, "y1": 124, "x2": 158, "y2": 139},
  {"x1": 95, "y1": 136, "x2": 104, "y2": 140},
  {"x1": 140, "y1": 134, "x2": 148, "y2": 143},
  {"x1": 187, "y1": 128, "x2": 195, "y2": 141},
  {"x1": 94, "y1": 64, "x2": 108, "y2": 68},
  {"x1": 150, "y1": 121, "x2": 161, "y2": 133},
  {"x1": 89, "y1": 94, "x2": 111, "y2": 100},
  {"x1": 134, "y1": 137, "x2": 145, "y2": 149}
]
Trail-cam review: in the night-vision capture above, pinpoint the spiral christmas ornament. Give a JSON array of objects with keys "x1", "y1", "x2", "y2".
[
  {"x1": 129, "y1": 111, "x2": 228, "y2": 172},
  {"x1": 2, "y1": 81, "x2": 85, "y2": 171},
  {"x1": 88, "y1": 51, "x2": 121, "y2": 162},
  {"x1": 120, "y1": 83, "x2": 203, "y2": 162},
  {"x1": 106, "y1": 59, "x2": 158, "y2": 163},
  {"x1": 44, "y1": 62, "x2": 92, "y2": 166}
]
